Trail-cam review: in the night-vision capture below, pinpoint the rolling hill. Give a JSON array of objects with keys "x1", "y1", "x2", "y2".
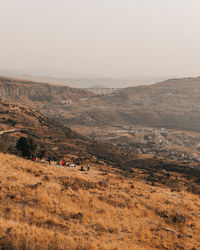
[{"x1": 58, "y1": 76, "x2": 200, "y2": 132}]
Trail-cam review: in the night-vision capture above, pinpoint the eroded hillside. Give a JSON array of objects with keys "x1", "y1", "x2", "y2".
[{"x1": 0, "y1": 76, "x2": 92, "y2": 109}]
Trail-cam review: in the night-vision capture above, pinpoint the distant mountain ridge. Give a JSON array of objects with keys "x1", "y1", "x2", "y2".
[
  {"x1": 1, "y1": 75, "x2": 200, "y2": 132},
  {"x1": 0, "y1": 68, "x2": 177, "y2": 88}
]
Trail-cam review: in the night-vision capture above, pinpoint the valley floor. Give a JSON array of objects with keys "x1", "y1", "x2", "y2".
[{"x1": 0, "y1": 153, "x2": 199, "y2": 250}]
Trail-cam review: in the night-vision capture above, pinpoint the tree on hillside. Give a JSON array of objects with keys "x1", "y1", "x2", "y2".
[
  {"x1": 37, "y1": 149, "x2": 46, "y2": 159},
  {"x1": 16, "y1": 137, "x2": 37, "y2": 158}
]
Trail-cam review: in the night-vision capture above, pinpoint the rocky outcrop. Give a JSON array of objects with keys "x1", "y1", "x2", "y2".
[{"x1": 0, "y1": 76, "x2": 91, "y2": 104}]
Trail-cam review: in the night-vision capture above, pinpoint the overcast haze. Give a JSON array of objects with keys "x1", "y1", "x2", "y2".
[{"x1": 1, "y1": 0, "x2": 200, "y2": 78}]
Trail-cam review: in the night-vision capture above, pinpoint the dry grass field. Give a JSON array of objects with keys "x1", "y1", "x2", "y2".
[{"x1": 0, "y1": 153, "x2": 199, "y2": 250}]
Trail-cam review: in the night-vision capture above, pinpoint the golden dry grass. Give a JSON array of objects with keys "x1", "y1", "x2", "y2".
[{"x1": 0, "y1": 153, "x2": 199, "y2": 250}]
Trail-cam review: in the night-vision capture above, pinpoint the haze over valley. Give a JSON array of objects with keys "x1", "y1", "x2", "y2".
[
  {"x1": 1, "y1": 0, "x2": 200, "y2": 249},
  {"x1": 0, "y1": 67, "x2": 177, "y2": 88}
]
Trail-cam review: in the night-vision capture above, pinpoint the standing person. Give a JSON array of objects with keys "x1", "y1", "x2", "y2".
[
  {"x1": 87, "y1": 164, "x2": 90, "y2": 171},
  {"x1": 32, "y1": 156, "x2": 37, "y2": 162},
  {"x1": 48, "y1": 157, "x2": 51, "y2": 165}
]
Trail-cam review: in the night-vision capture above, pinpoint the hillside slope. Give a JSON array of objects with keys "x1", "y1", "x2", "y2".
[
  {"x1": 60, "y1": 76, "x2": 200, "y2": 132},
  {"x1": 1, "y1": 76, "x2": 200, "y2": 132},
  {"x1": 0, "y1": 153, "x2": 199, "y2": 250},
  {"x1": 0, "y1": 76, "x2": 92, "y2": 112},
  {"x1": 116, "y1": 77, "x2": 200, "y2": 131},
  {"x1": 0, "y1": 99, "x2": 89, "y2": 159},
  {"x1": 0, "y1": 99, "x2": 199, "y2": 195}
]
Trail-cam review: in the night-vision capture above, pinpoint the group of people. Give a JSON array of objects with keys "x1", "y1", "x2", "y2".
[
  {"x1": 80, "y1": 164, "x2": 90, "y2": 171},
  {"x1": 57, "y1": 160, "x2": 91, "y2": 171},
  {"x1": 32, "y1": 156, "x2": 91, "y2": 172},
  {"x1": 58, "y1": 160, "x2": 75, "y2": 167}
]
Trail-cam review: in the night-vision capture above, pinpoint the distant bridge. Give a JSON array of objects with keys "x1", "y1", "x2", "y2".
[{"x1": 82, "y1": 88, "x2": 122, "y2": 95}]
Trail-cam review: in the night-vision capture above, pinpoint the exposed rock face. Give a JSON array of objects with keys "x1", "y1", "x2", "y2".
[{"x1": 0, "y1": 76, "x2": 91, "y2": 104}]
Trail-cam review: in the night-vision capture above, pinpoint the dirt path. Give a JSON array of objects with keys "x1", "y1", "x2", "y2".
[{"x1": 0, "y1": 129, "x2": 20, "y2": 136}]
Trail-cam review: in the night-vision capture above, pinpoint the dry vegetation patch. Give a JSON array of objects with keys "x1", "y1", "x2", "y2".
[{"x1": 0, "y1": 153, "x2": 199, "y2": 249}]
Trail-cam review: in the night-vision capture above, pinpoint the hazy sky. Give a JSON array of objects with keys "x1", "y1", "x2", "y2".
[{"x1": 1, "y1": 0, "x2": 200, "y2": 77}]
